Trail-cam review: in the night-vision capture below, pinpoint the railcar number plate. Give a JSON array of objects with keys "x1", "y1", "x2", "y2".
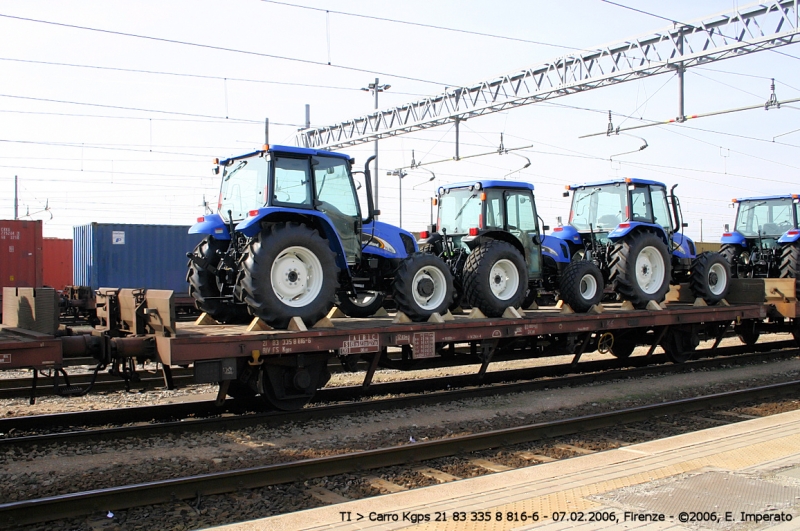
[{"x1": 412, "y1": 332, "x2": 436, "y2": 359}]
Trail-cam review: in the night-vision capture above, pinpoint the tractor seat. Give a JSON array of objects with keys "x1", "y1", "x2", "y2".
[
  {"x1": 761, "y1": 223, "x2": 781, "y2": 236},
  {"x1": 597, "y1": 215, "x2": 621, "y2": 228}
]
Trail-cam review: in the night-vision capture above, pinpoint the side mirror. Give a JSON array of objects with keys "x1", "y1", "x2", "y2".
[
  {"x1": 373, "y1": 209, "x2": 381, "y2": 216},
  {"x1": 532, "y1": 235, "x2": 542, "y2": 245},
  {"x1": 556, "y1": 216, "x2": 562, "y2": 227},
  {"x1": 724, "y1": 223, "x2": 730, "y2": 232},
  {"x1": 542, "y1": 225, "x2": 550, "y2": 231},
  {"x1": 562, "y1": 192, "x2": 569, "y2": 197},
  {"x1": 682, "y1": 223, "x2": 689, "y2": 228}
]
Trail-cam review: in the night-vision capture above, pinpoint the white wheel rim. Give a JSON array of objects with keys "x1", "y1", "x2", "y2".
[
  {"x1": 636, "y1": 245, "x2": 666, "y2": 295},
  {"x1": 707, "y1": 263, "x2": 727, "y2": 296},
  {"x1": 351, "y1": 292, "x2": 379, "y2": 307},
  {"x1": 579, "y1": 273, "x2": 598, "y2": 300},
  {"x1": 412, "y1": 266, "x2": 447, "y2": 310},
  {"x1": 270, "y1": 246, "x2": 324, "y2": 307},
  {"x1": 489, "y1": 259, "x2": 520, "y2": 301}
]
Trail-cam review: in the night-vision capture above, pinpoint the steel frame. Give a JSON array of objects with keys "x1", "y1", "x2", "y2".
[{"x1": 295, "y1": 0, "x2": 800, "y2": 150}]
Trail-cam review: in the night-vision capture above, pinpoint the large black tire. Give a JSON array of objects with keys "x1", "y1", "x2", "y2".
[
  {"x1": 238, "y1": 222, "x2": 339, "y2": 329},
  {"x1": 689, "y1": 252, "x2": 731, "y2": 304},
  {"x1": 393, "y1": 253, "x2": 454, "y2": 320},
  {"x1": 779, "y1": 242, "x2": 800, "y2": 297},
  {"x1": 462, "y1": 240, "x2": 529, "y2": 317},
  {"x1": 187, "y1": 236, "x2": 249, "y2": 323},
  {"x1": 336, "y1": 291, "x2": 385, "y2": 318},
  {"x1": 608, "y1": 231, "x2": 671, "y2": 309},
  {"x1": 559, "y1": 260, "x2": 604, "y2": 313},
  {"x1": 720, "y1": 243, "x2": 747, "y2": 278}
]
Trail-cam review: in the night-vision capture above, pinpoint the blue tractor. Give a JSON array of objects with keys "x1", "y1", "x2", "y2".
[
  {"x1": 720, "y1": 194, "x2": 800, "y2": 296},
  {"x1": 550, "y1": 178, "x2": 731, "y2": 310},
  {"x1": 187, "y1": 145, "x2": 454, "y2": 408},
  {"x1": 417, "y1": 181, "x2": 604, "y2": 317}
]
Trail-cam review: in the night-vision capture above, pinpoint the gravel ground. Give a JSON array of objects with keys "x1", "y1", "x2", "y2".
[{"x1": 1, "y1": 336, "x2": 799, "y2": 530}]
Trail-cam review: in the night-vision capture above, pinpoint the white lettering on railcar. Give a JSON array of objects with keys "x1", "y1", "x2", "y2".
[{"x1": 340, "y1": 334, "x2": 380, "y2": 355}]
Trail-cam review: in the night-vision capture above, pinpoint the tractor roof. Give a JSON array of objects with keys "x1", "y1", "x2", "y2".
[
  {"x1": 219, "y1": 144, "x2": 352, "y2": 166},
  {"x1": 439, "y1": 180, "x2": 534, "y2": 193},
  {"x1": 568, "y1": 178, "x2": 665, "y2": 190},
  {"x1": 733, "y1": 194, "x2": 799, "y2": 203}
]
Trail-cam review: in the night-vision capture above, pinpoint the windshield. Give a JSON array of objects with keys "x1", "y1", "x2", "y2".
[
  {"x1": 735, "y1": 198, "x2": 796, "y2": 237},
  {"x1": 218, "y1": 156, "x2": 268, "y2": 221},
  {"x1": 438, "y1": 188, "x2": 481, "y2": 234},
  {"x1": 569, "y1": 184, "x2": 626, "y2": 231}
]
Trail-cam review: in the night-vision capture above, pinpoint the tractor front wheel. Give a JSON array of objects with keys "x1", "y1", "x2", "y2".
[
  {"x1": 689, "y1": 252, "x2": 731, "y2": 304},
  {"x1": 187, "y1": 236, "x2": 249, "y2": 323},
  {"x1": 780, "y1": 242, "x2": 800, "y2": 297},
  {"x1": 239, "y1": 222, "x2": 339, "y2": 329},
  {"x1": 336, "y1": 291, "x2": 385, "y2": 318},
  {"x1": 609, "y1": 231, "x2": 671, "y2": 308},
  {"x1": 559, "y1": 260, "x2": 604, "y2": 312},
  {"x1": 462, "y1": 240, "x2": 528, "y2": 317},
  {"x1": 393, "y1": 253, "x2": 454, "y2": 320}
]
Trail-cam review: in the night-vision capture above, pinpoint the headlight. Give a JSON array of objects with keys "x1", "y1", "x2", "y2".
[{"x1": 362, "y1": 235, "x2": 396, "y2": 254}]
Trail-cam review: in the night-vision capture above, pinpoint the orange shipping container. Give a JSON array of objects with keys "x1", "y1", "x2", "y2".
[
  {"x1": 0, "y1": 219, "x2": 43, "y2": 289},
  {"x1": 43, "y1": 238, "x2": 72, "y2": 291}
]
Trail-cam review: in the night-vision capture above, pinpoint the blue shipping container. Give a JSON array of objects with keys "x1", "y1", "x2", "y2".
[{"x1": 73, "y1": 224, "x2": 204, "y2": 294}]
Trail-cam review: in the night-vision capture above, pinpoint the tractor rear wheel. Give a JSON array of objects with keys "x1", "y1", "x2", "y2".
[
  {"x1": 336, "y1": 291, "x2": 385, "y2": 318},
  {"x1": 239, "y1": 222, "x2": 339, "y2": 329},
  {"x1": 559, "y1": 260, "x2": 604, "y2": 312},
  {"x1": 187, "y1": 236, "x2": 249, "y2": 323},
  {"x1": 780, "y1": 242, "x2": 800, "y2": 297},
  {"x1": 689, "y1": 252, "x2": 731, "y2": 304},
  {"x1": 609, "y1": 231, "x2": 671, "y2": 308},
  {"x1": 720, "y1": 243, "x2": 748, "y2": 278},
  {"x1": 462, "y1": 240, "x2": 528, "y2": 317},
  {"x1": 393, "y1": 253, "x2": 454, "y2": 320}
]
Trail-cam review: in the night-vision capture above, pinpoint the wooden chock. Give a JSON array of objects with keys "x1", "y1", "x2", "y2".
[
  {"x1": 450, "y1": 306, "x2": 464, "y2": 315},
  {"x1": 619, "y1": 300, "x2": 636, "y2": 311},
  {"x1": 559, "y1": 303, "x2": 575, "y2": 315},
  {"x1": 587, "y1": 304, "x2": 604, "y2": 314},
  {"x1": 645, "y1": 300, "x2": 663, "y2": 311},
  {"x1": 719, "y1": 298, "x2": 730, "y2": 306},
  {"x1": 288, "y1": 316, "x2": 308, "y2": 332},
  {"x1": 392, "y1": 311, "x2": 413, "y2": 324},
  {"x1": 502, "y1": 306, "x2": 523, "y2": 319},
  {"x1": 427, "y1": 312, "x2": 445, "y2": 323},
  {"x1": 246, "y1": 317, "x2": 273, "y2": 332},
  {"x1": 526, "y1": 301, "x2": 539, "y2": 310},
  {"x1": 195, "y1": 312, "x2": 220, "y2": 326},
  {"x1": 442, "y1": 310, "x2": 455, "y2": 321},
  {"x1": 312, "y1": 316, "x2": 335, "y2": 329},
  {"x1": 467, "y1": 307, "x2": 487, "y2": 319},
  {"x1": 372, "y1": 307, "x2": 389, "y2": 317},
  {"x1": 555, "y1": 300, "x2": 564, "y2": 309},
  {"x1": 327, "y1": 307, "x2": 346, "y2": 318},
  {"x1": 692, "y1": 297, "x2": 708, "y2": 307}
]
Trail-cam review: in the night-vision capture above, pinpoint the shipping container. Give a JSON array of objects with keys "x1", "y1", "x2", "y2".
[
  {"x1": 0, "y1": 219, "x2": 43, "y2": 291},
  {"x1": 73, "y1": 224, "x2": 203, "y2": 294},
  {"x1": 43, "y1": 238, "x2": 72, "y2": 291}
]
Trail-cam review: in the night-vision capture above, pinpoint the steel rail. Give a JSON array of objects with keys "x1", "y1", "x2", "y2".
[
  {"x1": 1, "y1": 343, "x2": 796, "y2": 448},
  {"x1": 1, "y1": 380, "x2": 797, "y2": 527}
]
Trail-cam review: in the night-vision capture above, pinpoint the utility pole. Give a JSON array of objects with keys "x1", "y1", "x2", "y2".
[
  {"x1": 14, "y1": 175, "x2": 18, "y2": 220},
  {"x1": 387, "y1": 169, "x2": 406, "y2": 226},
  {"x1": 362, "y1": 78, "x2": 390, "y2": 218}
]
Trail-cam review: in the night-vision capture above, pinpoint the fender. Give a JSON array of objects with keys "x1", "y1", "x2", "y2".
[
  {"x1": 238, "y1": 207, "x2": 350, "y2": 271},
  {"x1": 671, "y1": 232, "x2": 696, "y2": 260},
  {"x1": 608, "y1": 222, "x2": 669, "y2": 246},
  {"x1": 778, "y1": 229, "x2": 800, "y2": 244},
  {"x1": 541, "y1": 234, "x2": 571, "y2": 264},
  {"x1": 189, "y1": 213, "x2": 231, "y2": 240},
  {"x1": 548, "y1": 225, "x2": 583, "y2": 246},
  {"x1": 362, "y1": 220, "x2": 417, "y2": 260},
  {"x1": 720, "y1": 231, "x2": 747, "y2": 246}
]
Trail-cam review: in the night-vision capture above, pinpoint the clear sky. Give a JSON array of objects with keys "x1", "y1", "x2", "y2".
[{"x1": 0, "y1": 0, "x2": 798, "y2": 242}]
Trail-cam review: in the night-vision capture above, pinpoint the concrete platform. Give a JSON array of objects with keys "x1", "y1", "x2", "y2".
[{"x1": 215, "y1": 409, "x2": 800, "y2": 530}]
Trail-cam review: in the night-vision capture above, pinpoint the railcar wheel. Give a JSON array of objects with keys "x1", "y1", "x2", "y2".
[
  {"x1": 559, "y1": 260, "x2": 604, "y2": 313},
  {"x1": 462, "y1": 240, "x2": 528, "y2": 317},
  {"x1": 187, "y1": 236, "x2": 249, "y2": 323},
  {"x1": 689, "y1": 252, "x2": 731, "y2": 304},
  {"x1": 239, "y1": 223, "x2": 339, "y2": 329},
  {"x1": 260, "y1": 361, "x2": 330, "y2": 411},
  {"x1": 336, "y1": 291, "x2": 385, "y2": 318},
  {"x1": 779, "y1": 242, "x2": 800, "y2": 297},
  {"x1": 610, "y1": 334, "x2": 637, "y2": 359},
  {"x1": 735, "y1": 320, "x2": 760, "y2": 346},
  {"x1": 609, "y1": 231, "x2": 671, "y2": 309},
  {"x1": 660, "y1": 329, "x2": 698, "y2": 363},
  {"x1": 393, "y1": 253, "x2": 454, "y2": 320},
  {"x1": 792, "y1": 319, "x2": 800, "y2": 347}
]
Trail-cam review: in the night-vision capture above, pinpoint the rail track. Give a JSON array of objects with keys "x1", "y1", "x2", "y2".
[
  {"x1": 1, "y1": 340, "x2": 797, "y2": 446},
  {"x1": 1, "y1": 379, "x2": 797, "y2": 527}
]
